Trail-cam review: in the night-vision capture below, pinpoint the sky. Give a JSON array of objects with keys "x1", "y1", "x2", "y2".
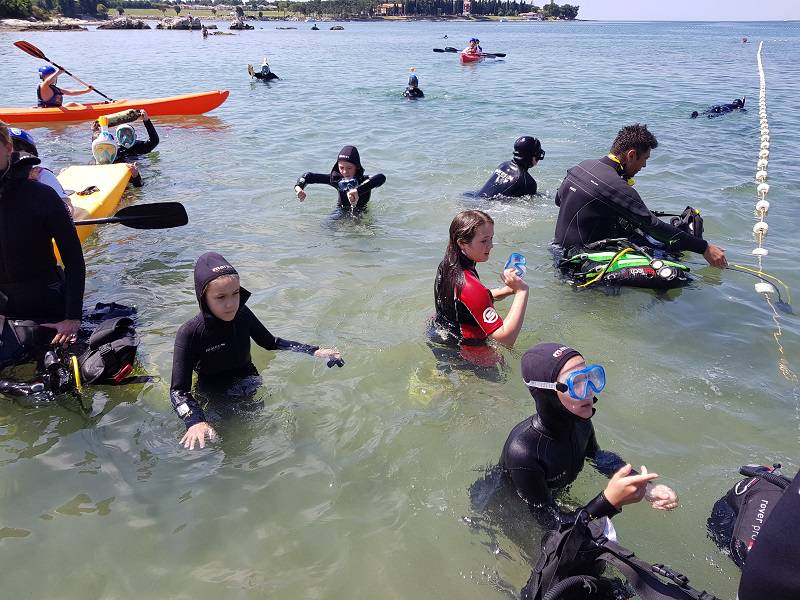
[{"x1": 574, "y1": 0, "x2": 798, "y2": 22}]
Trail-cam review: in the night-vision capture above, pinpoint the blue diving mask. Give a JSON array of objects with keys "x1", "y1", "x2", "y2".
[
  {"x1": 525, "y1": 364, "x2": 606, "y2": 401},
  {"x1": 337, "y1": 177, "x2": 359, "y2": 192}
]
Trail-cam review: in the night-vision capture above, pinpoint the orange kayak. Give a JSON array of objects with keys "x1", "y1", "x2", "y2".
[
  {"x1": 0, "y1": 90, "x2": 229, "y2": 124},
  {"x1": 460, "y1": 52, "x2": 484, "y2": 64}
]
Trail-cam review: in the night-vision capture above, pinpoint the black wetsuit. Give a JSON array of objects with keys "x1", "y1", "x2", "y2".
[
  {"x1": 477, "y1": 158, "x2": 537, "y2": 198},
  {"x1": 738, "y1": 470, "x2": 800, "y2": 600},
  {"x1": 691, "y1": 98, "x2": 745, "y2": 119},
  {"x1": 295, "y1": 171, "x2": 386, "y2": 213},
  {"x1": 255, "y1": 70, "x2": 280, "y2": 81},
  {"x1": 553, "y1": 156, "x2": 708, "y2": 255},
  {"x1": 0, "y1": 153, "x2": 85, "y2": 324},
  {"x1": 403, "y1": 86, "x2": 424, "y2": 99},
  {"x1": 170, "y1": 253, "x2": 318, "y2": 429},
  {"x1": 116, "y1": 118, "x2": 159, "y2": 161}
]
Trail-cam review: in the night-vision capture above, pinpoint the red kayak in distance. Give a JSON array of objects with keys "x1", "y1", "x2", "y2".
[
  {"x1": 459, "y1": 52, "x2": 484, "y2": 64},
  {"x1": 0, "y1": 90, "x2": 230, "y2": 124}
]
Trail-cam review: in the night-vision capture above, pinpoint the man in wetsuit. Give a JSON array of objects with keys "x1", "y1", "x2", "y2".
[
  {"x1": 495, "y1": 342, "x2": 678, "y2": 527},
  {"x1": 0, "y1": 121, "x2": 85, "y2": 365},
  {"x1": 403, "y1": 73, "x2": 424, "y2": 99},
  {"x1": 37, "y1": 66, "x2": 94, "y2": 108},
  {"x1": 91, "y1": 110, "x2": 159, "y2": 162},
  {"x1": 553, "y1": 123, "x2": 727, "y2": 267},
  {"x1": 691, "y1": 97, "x2": 745, "y2": 119},
  {"x1": 477, "y1": 136, "x2": 544, "y2": 198}
]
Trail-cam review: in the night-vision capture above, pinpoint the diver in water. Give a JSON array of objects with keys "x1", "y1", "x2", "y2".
[
  {"x1": 170, "y1": 252, "x2": 343, "y2": 450},
  {"x1": 248, "y1": 57, "x2": 280, "y2": 81},
  {"x1": 404, "y1": 72, "x2": 424, "y2": 99},
  {"x1": 91, "y1": 110, "x2": 159, "y2": 162},
  {"x1": 477, "y1": 136, "x2": 544, "y2": 198},
  {"x1": 294, "y1": 145, "x2": 386, "y2": 214},
  {"x1": 552, "y1": 123, "x2": 727, "y2": 267},
  {"x1": 471, "y1": 342, "x2": 678, "y2": 529},
  {"x1": 691, "y1": 97, "x2": 745, "y2": 118}
]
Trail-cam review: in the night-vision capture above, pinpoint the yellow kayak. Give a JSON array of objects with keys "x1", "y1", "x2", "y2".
[{"x1": 57, "y1": 164, "x2": 132, "y2": 245}]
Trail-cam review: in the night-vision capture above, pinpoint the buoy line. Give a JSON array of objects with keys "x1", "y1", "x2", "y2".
[{"x1": 751, "y1": 42, "x2": 798, "y2": 389}]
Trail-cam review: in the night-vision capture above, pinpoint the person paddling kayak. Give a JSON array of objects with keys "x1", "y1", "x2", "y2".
[
  {"x1": 37, "y1": 65, "x2": 94, "y2": 108},
  {"x1": 463, "y1": 37, "x2": 482, "y2": 55},
  {"x1": 0, "y1": 121, "x2": 85, "y2": 365}
]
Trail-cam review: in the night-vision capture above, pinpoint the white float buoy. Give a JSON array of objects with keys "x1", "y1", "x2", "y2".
[
  {"x1": 757, "y1": 182, "x2": 770, "y2": 195},
  {"x1": 755, "y1": 281, "x2": 776, "y2": 296},
  {"x1": 757, "y1": 158, "x2": 768, "y2": 169},
  {"x1": 756, "y1": 170, "x2": 768, "y2": 182},
  {"x1": 759, "y1": 149, "x2": 770, "y2": 159},
  {"x1": 761, "y1": 141, "x2": 770, "y2": 150},
  {"x1": 752, "y1": 247, "x2": 769, "y2": 257},
  {"x1": 753, "y1": 222, "x2": 769, "y2": 234},
  {"x1": 756, "y1": 199, "x2": 770, "y2": 213}
]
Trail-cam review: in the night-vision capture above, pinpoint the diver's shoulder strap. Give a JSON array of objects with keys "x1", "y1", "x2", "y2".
[{"x1": 596, "y1": 538, "x2": 720, "y2": 600}]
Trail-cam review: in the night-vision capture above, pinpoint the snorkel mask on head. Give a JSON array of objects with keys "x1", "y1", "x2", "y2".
[
  {"x1": 115, "y1": 124, "x2": 136, "y2": 149},
  {"x1": 337, "y1": 177, "x2": 359, "y2": 192}
]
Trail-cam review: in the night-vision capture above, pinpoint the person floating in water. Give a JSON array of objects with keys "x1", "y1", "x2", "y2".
[
  {"x1": 403, "y1": 70, "x2": 424, "y2": 99},
  {"x1": 37, "y1": 65, "x2": 94, "y2": 108},
  {"x1": 477, "y1": 136, "x2": 544, "y2": 198},
  {"x1": 248, "y1": 57, "x2": 280, "y2": 81},
  {"x1": 294, "y1": 145, "x2": 386, "y2": 215},
  {"x1": 91, "y1": 110, "x2": 160, "y2": 162},
  {"x1": 691, "y1": 97, "x2": 745, "y2": 119},
  {"x1": 170, "y1": 252, "x2": 343, "y2": 450}
]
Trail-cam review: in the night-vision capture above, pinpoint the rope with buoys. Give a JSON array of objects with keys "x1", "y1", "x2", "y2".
[{"x1": 750, "y1": 42, "x2": 798, "y2": 388}]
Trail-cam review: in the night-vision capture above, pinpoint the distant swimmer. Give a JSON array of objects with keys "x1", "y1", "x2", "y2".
[
  {"x1": 477, "y1": 136, "x2": 544, "y2": 198},
  {"x1": 36, "y1": 65, "x2": 93, "y2": 108},
  {"x1": 248, "y1": 57, "x2": 280, "y2": 81},
  {"x1": 691, "y1": 97, "x2": 745, "y2": 119},
  {"x1": 403, "y1": 71, "x2": 424, "y2": 99}
]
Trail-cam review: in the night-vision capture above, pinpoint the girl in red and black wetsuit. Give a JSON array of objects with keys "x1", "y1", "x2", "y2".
[{"x1": 432, "y1": 210, "x2": 529, "y2": 362}]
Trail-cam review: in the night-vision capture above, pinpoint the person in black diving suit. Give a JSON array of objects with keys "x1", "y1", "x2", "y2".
[
  {"x1": 169, "y1": 252, "x2": 343, "y2": 450},
  {"x1": 248, "y1": 57, "x2": 280, "y2": 81},
  {"x1": 0, "y1": 120, "x2": 85, "y2": 369},
  {"x1": 471, "y1": 342, "x2": 679, "y2": 529},
  {"x1": 552, "y1": 123, "x2": 727, "y2": 267},
  {"x1": 691, "y1": 97, "x2": 745, "y2": 118},
  {"x1": 404, "y1": 72, "x2": 424, "y2": 99},
  {"x1": 477, "y1": 136, "x2": 544, "y2": 198},
  {"x1": 294, "y1": 145, "x2": 386, "y2": 215}
]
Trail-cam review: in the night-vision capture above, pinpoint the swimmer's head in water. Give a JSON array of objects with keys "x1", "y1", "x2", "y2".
[
  {"x1": 522, "y1": 342, "x2": 596, "y2": 422},
  {"x1": 92, "y1": 137, "x2": 118, "y2": 165},
  {"x1": 115, "y1": 124, "x2": 136, "y2": 149},
  {"x1": 332, "y1": 145, "x2": 364, "y2": 180},
  {"x1": 408, "y1": 73, "x2": 419, "y2": 87},
  {"x1": 733, "y1": 98, "x2": 745, "y2": 109},
  {"x1": 513, "y1": 136, "x2": 545, "y2": 167},
  {"x1": 691, "y1": 111, "x2": 699, "y2": 119},
  {"x1": 194, "y1": 252, "x2": 243, "y2": 322}
]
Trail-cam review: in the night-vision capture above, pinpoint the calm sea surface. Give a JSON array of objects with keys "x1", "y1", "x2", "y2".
[{"x1": 1, "y1": 20, "x2": 799, "y2": 599}]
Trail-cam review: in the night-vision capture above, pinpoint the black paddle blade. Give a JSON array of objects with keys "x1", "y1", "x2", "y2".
[
  {"x1": 114, "y1": 202, "x2": 188, "y2": 229},
  {"x1": 14, "y1": 40, "x2": 47, "y2": 60},
  {"x1": 433, "y1": 48, "x2": 445, "y2": 52},
  {"x1": 444, "y1": 46, "x2": 458, "y2": 52}
]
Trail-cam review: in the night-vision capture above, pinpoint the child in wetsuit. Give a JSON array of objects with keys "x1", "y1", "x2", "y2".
[
  {"x1": 294, "y1": 145, "x2": 386, "y2": 214},
  {"x1": 169, "y1": 252, "x2": 342, "y2": 450}
]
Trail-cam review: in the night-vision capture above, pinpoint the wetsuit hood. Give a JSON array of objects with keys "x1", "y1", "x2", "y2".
[
  {"x1": 330, "y1": 145, "x2": 365, "y2": 180},
  {"x1": 522, "y1": 342, "x2": 593, "y2": 430},
  {"x1": 0, "y1": 151, "x2": 40, "y2": 195},
  {"x1": 193, "y1": 252, "x2": 250, "y2": 321},
  {"x1": 513, "y1": 136, "x2": 543, "y2": 170}
]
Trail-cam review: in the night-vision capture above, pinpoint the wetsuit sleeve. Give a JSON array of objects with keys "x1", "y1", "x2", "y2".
[
  {"x1": 129, "y1": 171, "x2": 143, "y2": 187},
  {"x1": 459, "y1": 272, "x2": 503, "y2": 336},
  {"x1": 357, "y1": 174, "x2": 386, "y2": 193},
  {"x1": 585, "y1": 429, "x2": 628, "y2": 478},
  {"x1": 296, "y1": 172, "x2": 332, "y2": 189},
  {"x1": 244, "y1": 307, "x2": 319, "y2": 355},
  {"x1": 129, "y1": 118, "x2": 159, "y2": 155},
  {"x1": 609, "y1": 186, "x2": 708, "y2": 254},
  {"x1": 45, "y1": 190, "x2": 85, "y2": 320},
  {"x1": 169, "y1": 323, "x2": 206, "y2": 429}
]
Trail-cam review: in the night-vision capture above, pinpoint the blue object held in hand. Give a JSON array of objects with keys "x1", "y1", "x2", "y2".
[
  {"x1": 337, "y1": 177, "x2": 359, "y2": 192},
  {"x1": 504, "y1": 252, "x2": 527, "y2": 278}
]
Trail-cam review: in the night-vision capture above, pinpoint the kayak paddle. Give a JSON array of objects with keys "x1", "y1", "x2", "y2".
[
  {"x1": 480, "y1": 52, "x2": 506, "y2": 58},
  {"x1": 13, "y1": 40, "x2": 114, "y2": 102},
  {"x1": 75, "y1": 202, "x2": 188, "y2": 229},
  {"x1": 433, "y1": 47, "x2": 459, "y2": 53}
]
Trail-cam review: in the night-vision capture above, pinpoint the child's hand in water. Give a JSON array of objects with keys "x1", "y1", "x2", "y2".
[
  {"x1": 181, "y1": 422, "x2": 217, "y2": 450},
  {"x1": 295, "y1": 186, "x2": 306, "y2": 201},
  {"x1": 315, "y1": 347, "x2": 344, "y2": 368},
  {"x1": 645, "y1": 483, "x2": 679, "y2": 510},
  {"x1": 346, "y1": 188, "x2": 359, "y2": 207}
]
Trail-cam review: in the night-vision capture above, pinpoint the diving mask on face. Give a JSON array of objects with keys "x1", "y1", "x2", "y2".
[
  {"x1": 525, "y1": 364, "x2": 606, "y2": 401},
  {"x1": 115, "y1": 124, "x2": 136, "y2": 149},
  {"x1": 92, "y1": 138, "x2": 118, "y2": 165}
]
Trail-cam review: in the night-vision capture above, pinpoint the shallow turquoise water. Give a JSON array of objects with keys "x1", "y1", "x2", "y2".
[{"x1": 1, "y1": 20, "x2": 799, "y2": 599}]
